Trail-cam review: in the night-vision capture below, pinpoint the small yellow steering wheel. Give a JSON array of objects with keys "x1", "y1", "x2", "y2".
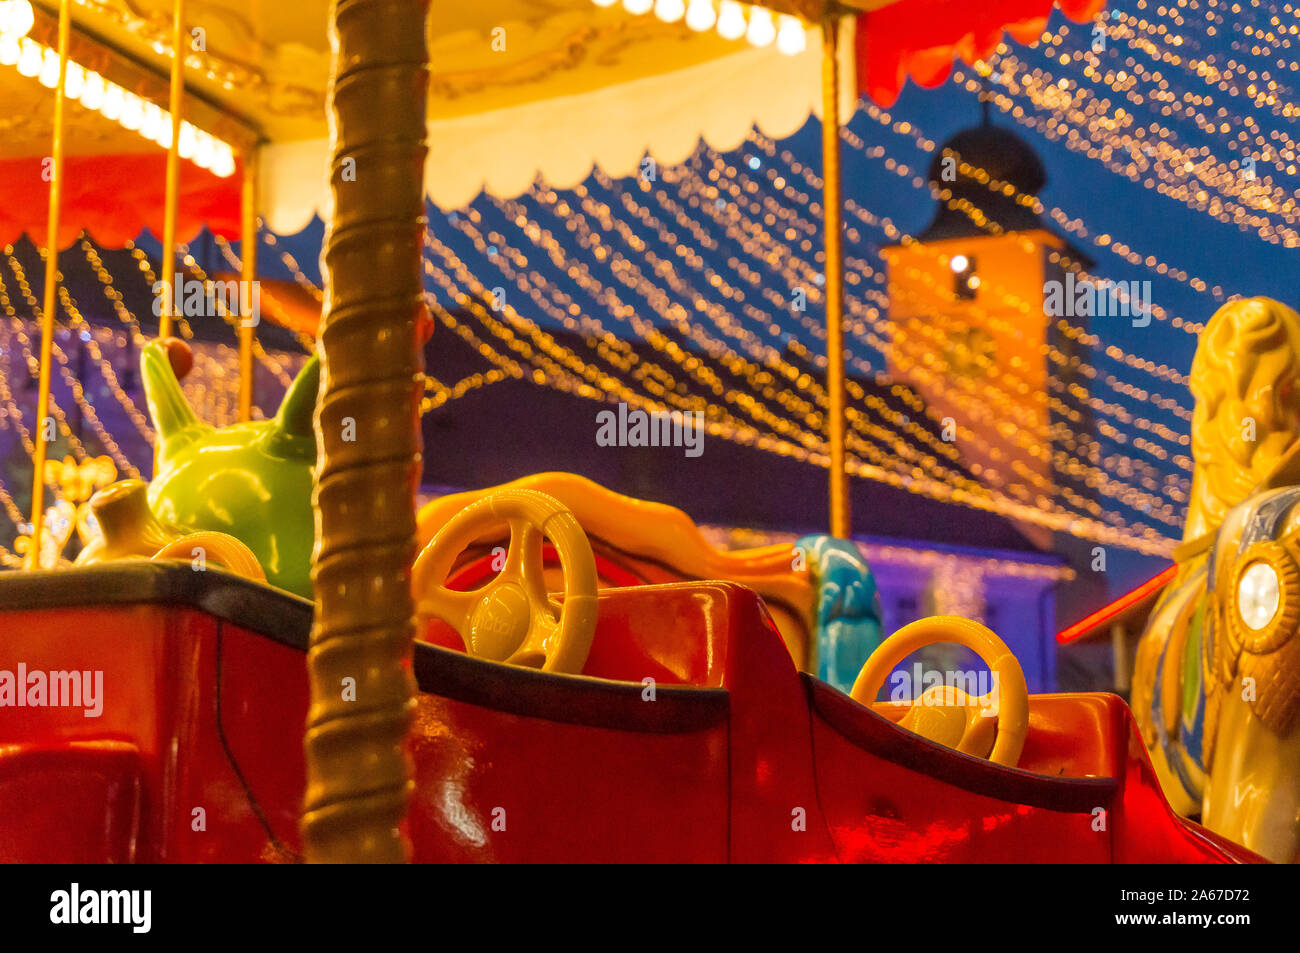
[
  {"x1": 153, "y1": 531, "x2": 267, "y2": 583},
  {"x1": 412, "y1": 488, "x2": 598, "y2": 673},
  {"x1": 850, "y1": 615, "x2": 1030, "y2": 767}
]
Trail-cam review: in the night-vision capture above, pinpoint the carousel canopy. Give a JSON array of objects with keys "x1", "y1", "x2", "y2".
[{"x1": 0, "y1": 0, "x2": 1104, "y2": 246}]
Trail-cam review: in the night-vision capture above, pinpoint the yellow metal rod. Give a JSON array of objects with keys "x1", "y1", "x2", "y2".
[
  {"x1": 238, "y1": 148, "x2": 258, "y2": 422},
  {"x1": 158, "y1": 0, "x2": 185, "y2": 341},
  {"x1": 27, "y1": 0, "x2": 73, "y2": 570},
  {"x1": 821, "y1": 16, "x2": 850, "y2": 539}
]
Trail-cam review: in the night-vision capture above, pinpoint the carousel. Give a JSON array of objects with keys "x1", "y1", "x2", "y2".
[{"x1": 0, "y1": 0, "x2": 1284, "y2": 864}]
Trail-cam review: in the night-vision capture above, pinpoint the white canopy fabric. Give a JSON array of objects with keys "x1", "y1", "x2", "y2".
[
  {"x1": 262, "y1": 21, "x2": 854, "y2": 232},
  {"x1": 2, "y1": 1, "x2": 872, "y2": 242}
]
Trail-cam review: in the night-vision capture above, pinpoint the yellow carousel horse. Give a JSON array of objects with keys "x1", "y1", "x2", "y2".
[{"x1": 1134, "y1": 296, "x2": 1300, "y2": 863}]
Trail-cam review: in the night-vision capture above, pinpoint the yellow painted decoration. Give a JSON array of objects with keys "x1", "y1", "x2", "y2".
[
  {"x1": 1133, "y1": 297, "x2": 1300, "y2": 862},
  {"x1": 1193, "y1": 313, "x2": 1300, "y2": 531},
  {"x1": 13, "y1": 499, "x2": 76, "y2": 569},
  {"x1": 414, "y1": 488, "x2": 597, "y2": 675},
  {"x1": 45, "y1": 454, "x2": 117, "y2": 506},
  {"x1": 74, "y1": 479, "x2": 179, "y2": 564},
  {"x1": 851, "y1": 615, "x2": 1029, "y2": 767}
]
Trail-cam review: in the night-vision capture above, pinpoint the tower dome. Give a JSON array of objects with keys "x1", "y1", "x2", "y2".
[{"x1": 919, "y1": 121, "x2": 1052, "y2": 241}]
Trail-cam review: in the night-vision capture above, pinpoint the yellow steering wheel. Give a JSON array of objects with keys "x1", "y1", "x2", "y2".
[
  {"x1": 850, "y1": 615, "x2": 1030, "y2": 767},
  {"x1": 412, "y1": 488, "x2": 598, "y2": 673},
  {"x1": 152, "y1": 531, "x2": 267, "y2": 583}
]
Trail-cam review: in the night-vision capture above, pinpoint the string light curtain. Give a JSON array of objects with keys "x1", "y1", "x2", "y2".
[{"x1": 6, "y1": 0, "x2": 1296, "y2": 566}]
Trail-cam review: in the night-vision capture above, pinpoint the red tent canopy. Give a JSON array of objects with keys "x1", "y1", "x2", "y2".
[
  {"x1": 857, "y1": 0, "x2": 1107, "y2": 107},
  {"x1": 0, "y1": 153, "x2": 240, "y2": 250}
]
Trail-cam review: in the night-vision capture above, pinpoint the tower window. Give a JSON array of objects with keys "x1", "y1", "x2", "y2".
[{"x1": 950, "y1": 254, "x2": 978, "y2": 300}]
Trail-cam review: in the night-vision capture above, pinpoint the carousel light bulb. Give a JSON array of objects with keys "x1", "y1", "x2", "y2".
[
  {"x1": 62, "y1": 61, "x2": 84, "y2": 99},
  {"x1": 0, "y1": 35, "x2": 19, "y2": 66},
  {"x1": 100, "y1": 83, "x2": 123, "y2": 120},
  {"x1": 152, "y1": 118, "x2": 172, "y2": 149},
  {"x1": 746, "y1": 7, "x2": 776, "y2": 47},
  {"x1": 38, "y1": 46, "x2": 59, "y2": 87},
  {"x1": 949, "y1": 254, "x2": 969, "y2": 272},
  {"x1": 685, "y1": 0, "x2": 715, "y2": 30},
  {"x1": 211, "y1": 144, "x2": 235, "y2": 178},
  {"x1": 79, "y1": 71, "x2": 104, "y2": 111},
  {"x1": 1239, "y1": 562, "x2": 1280, "y2": 630},
  {"x1": 775, "y1": 15, "x2": 805, "y2": 54},
  {"x1": 654, "y1": 0, "x2": 685, "y2": 22},
  {"x1": 178, "y1": 122, "x2": 197, "y2": 160},
  {"x1": 716, "y1": 0, "x2": 745, "y2": 39},
  {"x1": 193, "y1": 133, "x2": 216, "y2": 169},
  {"x1": 119, "y1": 91, "x2": 143, "y2": 131},
  {"x1": 0, "y1": 0, "x2": 34, "y2": 39},
  {"x1": 591, "y1": 0, "x2": 618, "y2": 6},
  {"x1": 623, "y1": 0, "x2": 654, "y2": 15},
  {"x1": 140, "y1": 101, "x2": 163, "y2": 140},
  {"x1": 15, "y1": 36, "x2": 37, "y2": 75}
]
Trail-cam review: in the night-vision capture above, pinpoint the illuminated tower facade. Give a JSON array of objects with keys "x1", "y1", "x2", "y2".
[{"x1": 880, "y1": 121, "x2": 1095, "y2": 548}]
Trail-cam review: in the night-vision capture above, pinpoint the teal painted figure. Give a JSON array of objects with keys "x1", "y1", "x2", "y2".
[
  {"x1": 143, "y1": 339, "x2": 318, "y2": 597},
  {"x1": 796, "y1": 534, "x2": 883, "y2": 692}
]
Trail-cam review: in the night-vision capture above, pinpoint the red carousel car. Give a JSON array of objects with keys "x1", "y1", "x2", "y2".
[
  {"x1": 3, "y1": 0, "x2": 1249, "y2": 866},
  {"x1": 0, "y1": 484, "x2": 1261, "y2": 863}
]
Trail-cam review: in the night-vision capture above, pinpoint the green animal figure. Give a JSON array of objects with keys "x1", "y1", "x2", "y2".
[{"x1": 143, "y1": 339, "x2": 318, "y2": 597}]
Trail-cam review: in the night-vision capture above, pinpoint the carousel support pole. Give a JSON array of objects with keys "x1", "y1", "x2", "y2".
[
  {"x1": 301, "y1": 0, "x2": 429, "y2": 863},
  {"x1": 27, "y1": 0, "x2": 73, "y2": 569},
  {"x1": 158, "y1": 0, "x2": 185, "y2": 342},
  {"x1": 238, "y1": 147, "x2": 258, "y2": 422},
  {"x1": 821, "y1": 15, "x2": 850, "y2": 539}
]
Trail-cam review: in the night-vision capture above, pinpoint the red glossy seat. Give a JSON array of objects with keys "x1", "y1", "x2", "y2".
[{"x1": 0, "y1": 742, "x2": 143, "y2": 863}]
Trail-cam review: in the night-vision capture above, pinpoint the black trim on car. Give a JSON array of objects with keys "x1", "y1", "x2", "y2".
[
  {"x1": 1, "y1": 562, "x2": 729, "y2": 734},
  {"x1": 803, "y1": 674, "x2": 1118, "y2": 813}
]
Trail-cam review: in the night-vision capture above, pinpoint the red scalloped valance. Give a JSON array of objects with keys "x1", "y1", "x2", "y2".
[
  {"x1": 0, "y1": 153, "x2": 240, "y2": 250},
  {"x1": 857, "y1": 0, "x2": 1109, "y2": 107}
]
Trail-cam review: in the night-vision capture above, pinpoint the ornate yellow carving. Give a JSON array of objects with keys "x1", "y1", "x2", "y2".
[
  {"x1": 1184, "y1": 297, "x2": 1300, "y2": 541},
  {"x1": 428, "y1": 26, "x2": 598, "y2": 102},
  {"x1": 1228, "y1": 539, "x2": 1300, "y2": 656},
  {"x1": 1133, "y1": 296, "x2": 1300, "y2": 861}
]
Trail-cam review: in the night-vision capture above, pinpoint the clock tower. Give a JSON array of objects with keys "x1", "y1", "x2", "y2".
[{"x1": 880, "y1": 120, "x2": 1095, "y2": 547}]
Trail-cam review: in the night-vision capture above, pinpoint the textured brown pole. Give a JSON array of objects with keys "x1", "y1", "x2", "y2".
[
  {"x1": 302, "y1": 0, "x2": 429, "y2": 863},
  {"x1": 821, "y1": 15, "x2": 849, "y2": 538}
]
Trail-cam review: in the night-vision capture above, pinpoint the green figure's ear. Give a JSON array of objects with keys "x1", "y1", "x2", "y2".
[
  {"x1": 142, "y1": 339, "x2": 210, "y2": 459},
  {"x1": 273, "y1": 354, "x2": 320, "y2": 440}
]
